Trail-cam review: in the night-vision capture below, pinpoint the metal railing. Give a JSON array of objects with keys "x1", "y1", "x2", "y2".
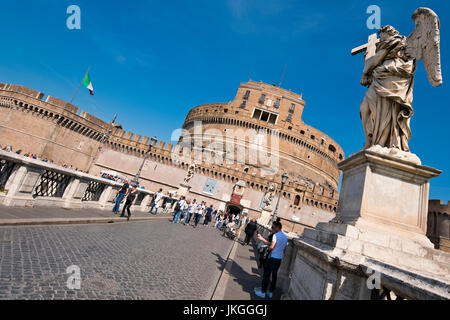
[
  {"x1": 82, "y1": 181, "x2": 107, "y2": 202},
  {"x1": 0, "y1": 159, "x2": 15, "y2": 190},
  {"x1": 33, "y1": 169, "x2": 71, "y2": 198}
]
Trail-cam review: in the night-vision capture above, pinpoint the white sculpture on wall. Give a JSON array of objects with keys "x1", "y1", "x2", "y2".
[
  {"x1": 263, "y1": 183, "x2": 276, "y2": 209},
  {"x1": 183, "y1": 163, "x2": 196, "y2": 185}
]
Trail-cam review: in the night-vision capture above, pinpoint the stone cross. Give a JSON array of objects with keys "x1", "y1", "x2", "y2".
[{"x1": 351, "y1": 33, "x2": 379, "y2": 61}]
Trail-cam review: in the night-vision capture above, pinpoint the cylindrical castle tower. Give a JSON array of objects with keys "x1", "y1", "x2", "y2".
[{"x1": 177, "y1": 80, "x2": 345, "y2": 223}]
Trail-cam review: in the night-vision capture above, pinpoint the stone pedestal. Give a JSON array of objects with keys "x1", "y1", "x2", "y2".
[
  {"x1": 177, "y1": 183, "x2": 191, "y2": 197},
  {"x1": 284, "y1": 149, "x2": 450, "y2": 300},
  {"x1": 332, "y1": 149, "x2": 441, "y2": 247},
  {"x1": 258, "y1": 207, "x2": 273, "y2": 226}
]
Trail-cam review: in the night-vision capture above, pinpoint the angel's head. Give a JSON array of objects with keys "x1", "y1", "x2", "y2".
[{"x1": 379, "y1": 25, "x2": 399, "y2": 41}]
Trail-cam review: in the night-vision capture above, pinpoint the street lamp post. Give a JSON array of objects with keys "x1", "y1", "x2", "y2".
[
  {"x1": 270, "y1": 172, "x2": 289, "y2": 225},
  {"x1": 130, "y1": 136, "x2": 157, "y2": 187}
]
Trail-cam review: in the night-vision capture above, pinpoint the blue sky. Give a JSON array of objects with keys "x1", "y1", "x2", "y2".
[{"x1": 0, "y1": 0, "x2": 448, "y2": 199}]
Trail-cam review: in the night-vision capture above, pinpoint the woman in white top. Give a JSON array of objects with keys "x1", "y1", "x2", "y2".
[
  {"x1": 194, "y1": 202, "x2": 205, "y2": 228},
  {"x1": 184, "y1": 200, "x2": 196, "y2": 225}
]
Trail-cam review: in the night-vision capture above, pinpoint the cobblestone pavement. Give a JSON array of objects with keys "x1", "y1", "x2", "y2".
[
  {"x1": 0, "y1": 205, "x2": 164, "y2": 220},
  {"x1": 0, "y1": 220, "x2": 234, "y2": 299}
]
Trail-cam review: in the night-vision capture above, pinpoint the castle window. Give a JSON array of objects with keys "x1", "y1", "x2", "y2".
[
  {"x1": 311, "y1": 135, "x2": 315, "y2": 140},
  {"x1": 261, "y1": 111, "x2": 270, "y2": 122},
  {"x1": 294, "y1": 195, "x2": 301, "y2": 206},
  {"x1": 259, "y1": 94, "x2": 266, "y2": 104},
  {"x1": 321, "y1": 138, "x2": 325, "y2": 145},
  {"x1": 286, "y1": 113, "x2": 292, "y2": 122},
  {"x1": 224, "y1": 109, "x2": 228, "y2": 113},
  {"x1": 329, "y1": 145, "x2": 336, "y2": 152},
  {"x1": 252, "y1": 109, "x2": 262, "y2": 120},
  {"x1": 243, "y1": 90, "x2": 250, "y2": 100},
  {"x1": 274, "y1": 99, "x2": 281, "y2": 108},
  {"x1": 240, "y1": 100, "x2": 247, "y2": 108},
  {"x1": 253, "y1": 108, "x2": 278, "y2": 124},
  {"x1": 289, "y1": 104, "x2": 295, "y2": 113},
  {"x1": 268, "y1": 114, "x2": 277, "y2": 124},
  {"x1": 300, "y1": 130, "x2": 305, "y2": 135}
]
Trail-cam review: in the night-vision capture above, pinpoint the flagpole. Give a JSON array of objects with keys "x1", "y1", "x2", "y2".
[{"x1": 70, "y1": 67, "x2": 90, "y2": 104}]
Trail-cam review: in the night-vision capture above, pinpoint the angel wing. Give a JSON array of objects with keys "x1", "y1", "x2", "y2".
[{"x1": 406, "y1": 8, "x2": 443, "y2": 87}]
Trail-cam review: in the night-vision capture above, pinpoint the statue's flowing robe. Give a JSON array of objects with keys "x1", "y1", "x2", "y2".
[{"x1": 362, "y1": 35, "x2": 416, "y2": 151}]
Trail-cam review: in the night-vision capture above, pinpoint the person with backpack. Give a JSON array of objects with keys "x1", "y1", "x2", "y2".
[
  {"x1": 120, "y1": 186, "x2": 138, "y2": 221},
  {"x1": 172, "y1": 196, "x2": 186, "y2": 223},
  {"x1": 254, "y1": 218, "x2": 288, "y2": 299}
]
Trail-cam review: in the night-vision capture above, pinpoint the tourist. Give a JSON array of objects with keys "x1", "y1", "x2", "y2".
[
  {"x1": 184, "y1": 199, "x2": 196, "y2": 225},
  {"x1": 215, "y1": 211, "x2": 224, "y2": 229},
  {"x1": 194, "y1": 201, "x2": 205, "y2": 228},
  {"x1": 244, "y1": 219, "x2": 258, "y2": 246},
  {"x1": 163, "y1": 194, "x2": 173, "y2": 214},
  {"x1": 172, "y1": 196, "x2": 186, "y2": 223},
  {"x1": 203, "y1": 205, "x2": 214, "y2": 226},
  {"x1": 212, "y1": 208, "x2": 218, "y2": 223},
  {"x1": 254, "y1": 218, "x2": 288, "y2": 299},
  {"x1": 179, "y1": 199, "x2": 188, "y2": 222},
  {"x1": 112, "y1": 179, "x2": 129, "y2": 214},
  {"x1": 149, "y1": 188, "x2": 163, "y2": 215},
  {"x1": 120, "y1": 186, "x2": 138, "y2": 221}
]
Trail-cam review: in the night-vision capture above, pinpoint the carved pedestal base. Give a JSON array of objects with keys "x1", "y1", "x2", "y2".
[
  {"x1": 177, "y1": 183, "x2": 191, "y2": 197},
  {"x1": 283, "y1": 149, "x2": 450, "y2": 300},
  {"x1": 257, "y1": 208, "x2": 273, "y2": 227}
]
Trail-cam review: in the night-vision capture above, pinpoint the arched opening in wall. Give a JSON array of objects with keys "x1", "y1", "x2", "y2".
[
  {"x1": 339, "y1": 154, "x2": 343, "y2": 160},
  {"x1": 244, "y1": 167, "x2": 249, "y2": 174},
  {"x1": 250, "y1": 182, "x2": 254, "y2": 188},
  {"x1": 328, "y1": 145, "x2": 336, "y2": 153},
  {"x1": 283, "y1": 192, "x2": 287, "y2": 198},
  {"x1": 294, "y1": 195, "x2": 301, "y2": 206},
  {"x1": 306, "y1": 199, "x2": 309, "y2": 205},
  {"x1": 315, "y1": 201, "x2": 318, "y2": 207}
]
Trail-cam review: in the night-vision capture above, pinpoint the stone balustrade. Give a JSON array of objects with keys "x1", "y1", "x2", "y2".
[
  {"x1": 254, "y1": 222, "x2": 450, "y2": 300},
  {"x1": 0, "y1": 150, "x2": 175, "y2": 212}
]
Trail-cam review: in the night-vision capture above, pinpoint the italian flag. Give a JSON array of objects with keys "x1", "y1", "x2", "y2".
[{"x1": 82, "y1": 72, "x2": 94, "y2": 95}]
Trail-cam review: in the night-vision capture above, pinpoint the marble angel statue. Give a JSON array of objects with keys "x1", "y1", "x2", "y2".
[{"x1": 358, "y1": 8, "x2": 442, "y2": 153}]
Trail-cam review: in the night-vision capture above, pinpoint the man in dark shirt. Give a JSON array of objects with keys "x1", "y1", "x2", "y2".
[
  {"x1": 120, "y1": 186, "x2": 137, "y2": 221},
  {"x1": 203, "y1": 205, "x2": 214, "y2": 226},
  {"x1": 113, "y1": 179, "x2": 129, "y2": 214},
  {"x1": 244, "y1": 219, "x2": 258, "y2": 245}
]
